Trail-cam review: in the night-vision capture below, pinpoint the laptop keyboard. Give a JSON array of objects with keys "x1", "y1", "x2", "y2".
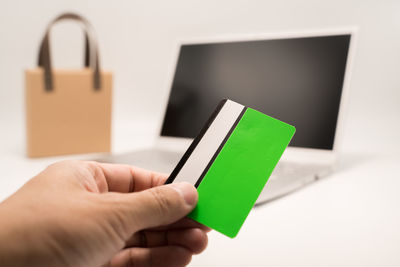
[{"x1": 269, "y1": 161, "x2": 326, "y2": 180}]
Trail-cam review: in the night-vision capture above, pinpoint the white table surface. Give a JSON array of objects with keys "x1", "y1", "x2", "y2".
[{"x1": 1, "y1": 121, "x2": 399, "y2": 267}]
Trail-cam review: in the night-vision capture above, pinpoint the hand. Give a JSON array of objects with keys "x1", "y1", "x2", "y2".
[{"x1": 0, "y1": 160, "x2": 209, "y2": 267}]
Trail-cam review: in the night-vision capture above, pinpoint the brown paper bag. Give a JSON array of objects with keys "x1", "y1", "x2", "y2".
[{"x1": 25, "y1": 13, "x2": 112, "y2": 157}]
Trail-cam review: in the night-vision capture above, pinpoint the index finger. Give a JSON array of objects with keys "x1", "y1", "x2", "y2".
[{"x1": 95, "y1": 162, "x2": 168, "y2": 193}]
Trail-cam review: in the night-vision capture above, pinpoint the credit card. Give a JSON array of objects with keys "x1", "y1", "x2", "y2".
[{"x1": 165, "y1": 99, "x2": 295, "y2": 237}]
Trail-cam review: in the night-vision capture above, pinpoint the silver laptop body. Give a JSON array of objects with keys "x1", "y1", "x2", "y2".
[{"x1": 100, "y1": 29, "x2": 356, "y2": 204}]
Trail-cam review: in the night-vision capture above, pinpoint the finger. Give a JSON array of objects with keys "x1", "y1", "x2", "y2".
[
  {"x1": 150, "y1": 217, "x2": 211, "y2": 233},
  {"x1": 107, "y1": 182, "x2": 198, "y2": 234},
  {"x1": 109, "y1": 246, "x2": 192, "y2": 267},
  {"x1": 125, "y1": 228, "x2": 208, "y2": 254},
  {"x1": 95, "y1": 162, "x2": 168, "y2": 193}
]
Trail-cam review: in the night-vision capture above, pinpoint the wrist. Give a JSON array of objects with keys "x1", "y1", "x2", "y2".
[
  {"x1": 0, "y1": 205, "x2": 25, "y2": 266},
  {"x1": 0, "y1": 203, "x2": 55, "y2": 267}
]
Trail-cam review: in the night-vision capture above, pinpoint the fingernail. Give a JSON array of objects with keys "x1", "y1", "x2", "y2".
[{"x1": 170, "y1": 182, "x2": 198, "y2": 206}]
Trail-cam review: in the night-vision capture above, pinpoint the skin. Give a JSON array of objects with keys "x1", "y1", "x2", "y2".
[{"x1": 0, "y1": 160, "x2": 209, "y2": 267}]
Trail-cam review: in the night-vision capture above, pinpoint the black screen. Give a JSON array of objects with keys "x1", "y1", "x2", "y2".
[{"x1": 161, "y1": 35, "x2": 350, "y2": 150}]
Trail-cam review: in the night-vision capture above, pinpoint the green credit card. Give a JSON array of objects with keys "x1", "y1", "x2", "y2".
[{"x1": 165, "y1": 99, "x2": 295, "y2": 237}]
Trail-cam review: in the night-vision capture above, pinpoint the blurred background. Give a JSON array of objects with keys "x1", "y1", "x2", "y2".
[
  {"x1": 1, "y1": 0, "x2": 400, "y2": 155},
  {"x1": 1, "y1": 0, "x2": 400, "y2": 266}
]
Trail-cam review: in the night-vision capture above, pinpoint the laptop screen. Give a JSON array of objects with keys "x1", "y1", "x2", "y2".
[{"x1": 161, "y1": 34, "x2": 351, "y2": 150}]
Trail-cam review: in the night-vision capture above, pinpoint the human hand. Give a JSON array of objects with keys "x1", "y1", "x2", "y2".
[{"x1": 0, "y1": 160, "x2": 209, "y2": 267}]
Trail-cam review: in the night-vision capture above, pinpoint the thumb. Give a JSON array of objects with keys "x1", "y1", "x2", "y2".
[{"x1": 119, "y1": 182, "x2": 198, "y2": 231}]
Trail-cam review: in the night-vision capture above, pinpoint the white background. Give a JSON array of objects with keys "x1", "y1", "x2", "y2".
[
  {"x1": 1, "y1": 0, "x2": 400, "y2": 156},
  {"x1": 1, "y1": 1, "x2": 400, "y2": 266}
]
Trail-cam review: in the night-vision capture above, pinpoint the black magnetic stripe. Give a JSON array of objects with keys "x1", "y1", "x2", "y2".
[
  {"x1": 194, "y1": 106, "x2": 247, "y2": 188},
  {"x1": 165, "y1": 99, "x2": 228, "y2": 184}
]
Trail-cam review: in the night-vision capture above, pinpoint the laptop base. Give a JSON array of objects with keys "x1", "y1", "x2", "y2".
[{"x1": 97, "y1": 149, "x2": 329, "y2": 205}]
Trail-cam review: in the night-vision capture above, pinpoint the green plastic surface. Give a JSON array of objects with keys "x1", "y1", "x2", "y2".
[{"x1": 188, "y1": 108, "x2": 295, "y2": 237}]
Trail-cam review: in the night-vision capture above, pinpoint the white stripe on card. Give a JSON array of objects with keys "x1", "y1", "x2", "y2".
[{"x1": 173, "y1": 100, "x2": 245, "y2": 185}]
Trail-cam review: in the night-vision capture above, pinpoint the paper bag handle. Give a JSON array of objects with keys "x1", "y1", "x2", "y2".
[{"x1": 38, "y1": 13, "x2": 101, "y2": 91}]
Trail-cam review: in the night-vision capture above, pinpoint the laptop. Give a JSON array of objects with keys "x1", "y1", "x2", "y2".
[{"x1": 100, "y1": 29, "x2": 356, "y2": 204}]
